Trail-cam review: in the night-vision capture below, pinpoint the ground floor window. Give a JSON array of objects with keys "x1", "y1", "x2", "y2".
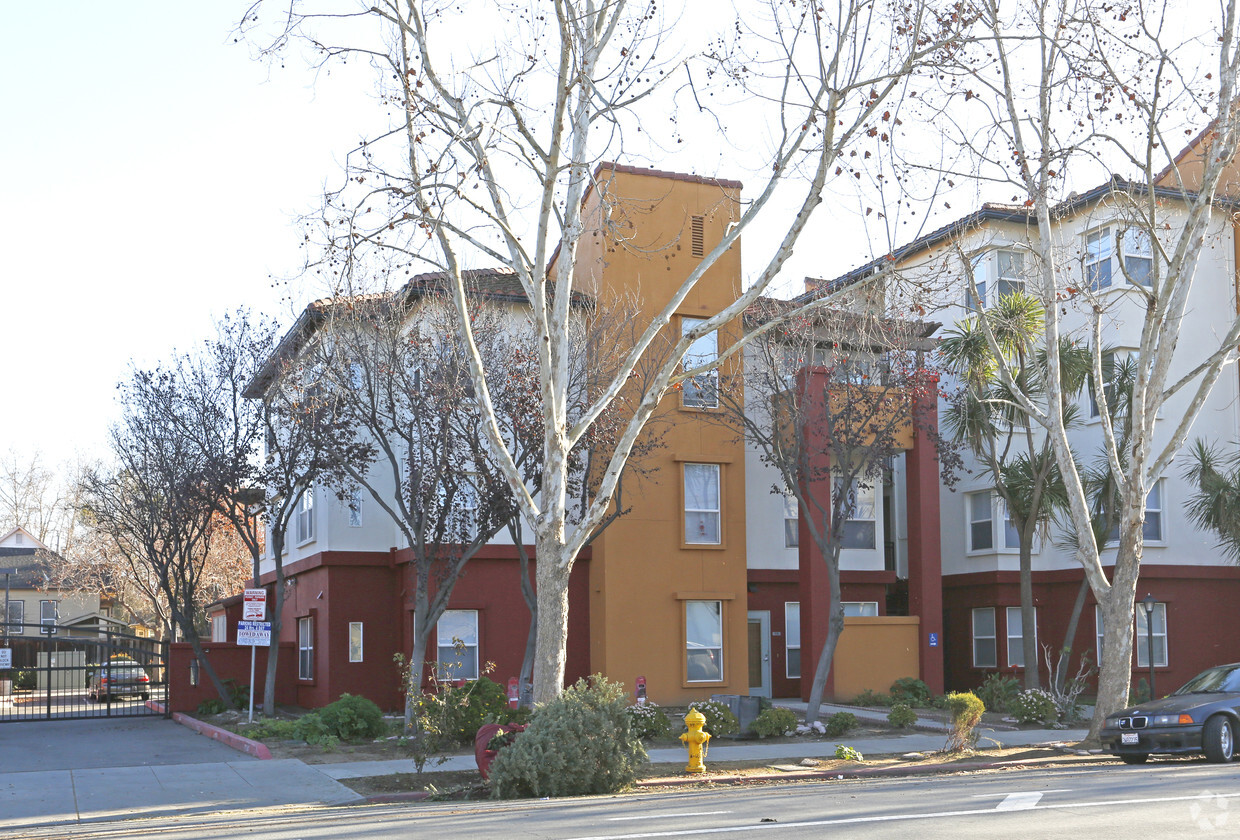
[
  {"x1": 211, "y1": 614, "x2": 227, "y2": 643},
  {"x1": 1135, "y1": 602, "x2": 1168, "y2": 668},
  {"x1": 972, "y1": 607, "x2": 997, "y2": 668},
  {"x1": 349, "y1": 622, "x2": 364, "y2": 662},
  {"x1": 1005, "y1": 606, "x2": 1037, "y2": 668},
  {"x1": 785, "y1": 602, "x2": 801, "y2": 679},
  {"x1": 843, "y1": 601, "x2": 879, "y2": 617},
  {"x1": 686, "y1": 600, "x2": 723, "y2": 682},
  {"x1": 437, "y1": 610, "x2": 479, "y2": 680},
  {"x1": 298, "y1": 616, "x2": 314, "y2": 680}
]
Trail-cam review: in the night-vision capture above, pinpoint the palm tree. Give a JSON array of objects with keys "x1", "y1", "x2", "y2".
[
  {"x1": 1183, "y1": 440, "x2": 1240, "y2": 562},
  {"x1": 940, "y1": 290, "x2": 1088, "y2": 689}
]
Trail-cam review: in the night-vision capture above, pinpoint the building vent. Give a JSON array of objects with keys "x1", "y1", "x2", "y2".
[{"x1": 691, "y1": 215, "x2": 705, "y2": 257}]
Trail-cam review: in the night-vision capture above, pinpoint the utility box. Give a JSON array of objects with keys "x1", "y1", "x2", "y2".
[{"x1": 710, "y1": 694, "x2": 762, "y2": 732}]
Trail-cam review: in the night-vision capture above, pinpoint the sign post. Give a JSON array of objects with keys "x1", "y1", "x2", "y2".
[{"x1": 238, "y1": 593, "x2": 268, "y2": 724}]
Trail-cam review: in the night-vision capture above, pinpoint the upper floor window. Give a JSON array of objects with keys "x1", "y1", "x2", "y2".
[
  {"x1": 681, "y1": 317, "x2": 718, "y2": 408},
  {"x1": 837, "y1": 478, "x2": 876, "y2": 550},
  {"x1": 348, "y1": 488, "x2": 364, "y2": 528},
  {"x1": 1086, "y1": 227, "x2": 1153, "y2": 290},
  {"x1": 684, "y1": 463, "x2": 721, "y2": 544},
  {"x1": 1088, "y1": 351, "x2": 1120, "y2": 418},
  {"x1": 296, "y1": 487, "x2": 315, "y2": 544},
  {"x1": 967, "y1": 248, "x2": 1025, "y2": 309},
  {"x1": 967, "y1": 490, "x2": 1020, "y2": 553},
  {"x1": 1103, "y1": 480, "x2": 1165, "y2": 544},
  {"x1": 783, "y1": 491, "x2": 799, "y2": 548}
]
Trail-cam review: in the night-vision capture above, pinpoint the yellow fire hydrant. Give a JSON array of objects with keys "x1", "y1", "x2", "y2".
[{"x1": 680, "y1": 708, "x2": 711, "y2": 774}]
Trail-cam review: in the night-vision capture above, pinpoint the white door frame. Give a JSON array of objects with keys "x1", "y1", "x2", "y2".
[{"x1": 748, "y1": 610, "x2": 772, "y2": 698}]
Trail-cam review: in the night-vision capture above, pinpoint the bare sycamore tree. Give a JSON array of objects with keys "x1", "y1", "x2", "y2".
[
  {"x1": 243, "y1": 0, "x2": 967, "y2": 701},
  {"x1": 80, "y1": 369, "x2": 234, "y2": 704},
  {"x1": 723, "y1": 300, "x2": 946, "y2": 722},
  {"x1": 931, "y1": 0, "x2": 1240, "y2": 737}
]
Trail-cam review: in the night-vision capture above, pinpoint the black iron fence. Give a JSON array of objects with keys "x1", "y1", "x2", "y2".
[{"x1": 0, "y1": 623, "x2": 168, "y2": 722}]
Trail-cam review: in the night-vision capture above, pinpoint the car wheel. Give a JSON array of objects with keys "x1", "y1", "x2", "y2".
[
  {"x1": 1204, "y1": 715, "x2": 1235, "y2": 763},
  {"x1": 1120, "y1": 753, "x2": 1149, "y2": 764}
]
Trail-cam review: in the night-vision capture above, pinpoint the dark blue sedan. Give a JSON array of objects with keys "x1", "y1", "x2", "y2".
[{"x1": 1101, "y1": 663, "x2": 1240, "y2": 764}]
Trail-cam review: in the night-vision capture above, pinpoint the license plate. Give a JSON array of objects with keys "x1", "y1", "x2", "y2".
[{"x1": 1121, "y1": 732, "x2": 1139, "y2": 745}]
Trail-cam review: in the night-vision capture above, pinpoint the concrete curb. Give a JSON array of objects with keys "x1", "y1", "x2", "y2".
[
  {"x1": 171, "y1": 712, "x2": 273, "y2": 760},
  {"x1": 363, "y1": 791, "x2": 433, "y2": 804}
]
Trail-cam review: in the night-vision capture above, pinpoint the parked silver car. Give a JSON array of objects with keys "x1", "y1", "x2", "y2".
[{"x1": 87, "y1": 661, "x2": 151, "y2": 702}]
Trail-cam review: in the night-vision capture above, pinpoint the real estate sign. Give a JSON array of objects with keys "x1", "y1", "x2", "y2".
[
  {"x1": 242, "y1": 589, "x2": 267, "y2": 621},
  {"x1": 236, "y1": 621, "x2": 272, "y2": 647}
]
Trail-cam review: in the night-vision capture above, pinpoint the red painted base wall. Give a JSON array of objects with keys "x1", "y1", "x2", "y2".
[{"x1": 168, "y1": 642, "x2": 299, "y2": 713}]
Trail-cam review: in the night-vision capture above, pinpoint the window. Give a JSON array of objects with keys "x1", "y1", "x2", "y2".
[
  {"x1": 4, "y1": 599, "x2": 23, "y2": 630},
  {"x1": 1104, "y1": 480, "x2": 1164, "y2": 544},
  {"x1": 296, "y1": 487, "x2": 315, "y2": 544},
  {"x1": 785, "y1": 602, "x2": 801, "y2": 679},
  {"x1": 349, "y1": 622, "x2": 364, "y2": 663},
  {"x1": 1006, "y1": 606, "x2": 1037, "y2": 668},
  {"x1": 211, "y1": 614, "x2": 227, "y2": 643},
  {"x1": 684, "y1": 463, "x2": 721, "y2": 544},
  {"x1": 1089, "y1": 351, "x2": 1118, "y2": 419},
  {"x1": 686, "y1": 600, "x2": 723, "y2": 682},
  {"x1": 1121, "y1": 229, "x2": 1153, "y2": 286},
  {"x1": 348, "y1": 489, "x2": 363, "y2": 528},
  {"x1": 39, "y1": 599, "x2": 57, "y2": 635},
  {"x1": 838, "y1": 478, "x2": 876, "y2": 550},
  {"x1": 298, "y1": 616, "x2": 314, "y2": 680},
  {"x1": 14, "y1": 532, "x2": 23, "y2": 546},
  {"x1": 843, "y1": 601, "x2": 879, "y2": 617},
  {"x1": 681, "y1": 317, "x2": 718, "y2": 408},
  {"x1": 1136, "y1": 602, "x2": 1168, "y2": 668},
  {"x1": 967, "y1": 490, "x2": 1020, "y2": 552},
  {"x1": 437, "y1": 610, "x2": 479, "y2": 680},
  {"x1": 459, "y1": 479, "x2": 478, "y2": 539},
  {"x1": 993, "y1": 249, "x2": 1025, "y2": 302},
  {"x1": 972, "y1": 607, "x2": 997, "y2": 668},
  {"x1": 783, "y1": 492, "x2": 799, "y2": 548},
  {"x1": 1086, "y1": 228, "x2": 1113, "y2": 289}
]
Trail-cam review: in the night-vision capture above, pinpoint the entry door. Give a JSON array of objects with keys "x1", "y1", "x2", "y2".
[{"x1": 747, "y1": 611, "x2": 771, "y2": 698}]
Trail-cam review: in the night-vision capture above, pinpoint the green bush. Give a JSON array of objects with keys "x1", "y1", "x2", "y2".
[
  {"x1": 851, "y1": 688, "x2": 891, "y2": 707},
  {"x1": 489, "y1": 675, "x2": 646, "y2": 799},
  {"x1": 835, "y1": 745, "x2": 864, "y2": 761},
  {"x1": 446, "y1": 677, "x2": 510, "y2": 744},
  {"x1": 944, "y1": 691, "x2": 985, "y2": 752},
  {"x1": 318, "y1": 693, "x2": 386, "y2": 741},
  {"x1": 750, "y1": 708, "x2": 799, "y2": 738},
  {"x1": 889, "y1": 677, "x2": 931, "y2": 707},
  {"x1": 625, "y1": 703, "x2": 672, "y2": 740},
  {"x1": 825, "y1": 711, "x2": 858, "y2": 737},
  {"x1": 975, "y1": 672, "x2": 1020, "y2": 713},
  {"x1": 245, "y1": 718, "x2": 300, "y2": 740},
  {"x1": 14, "y1": 669, "x2": 35, "y2": 690},
  {"x1": 1008, "y1": 688, "x2": 1059, "y2": 725},
  {"x1": 197, "y1": 698, "x2": 227, "y2": 716},
  {"x1": 689, "y1": 699, "x2": 740, "y2": 737},
  {"x1": 887, "y1": 703, "x2": 918, "y2": 729}
]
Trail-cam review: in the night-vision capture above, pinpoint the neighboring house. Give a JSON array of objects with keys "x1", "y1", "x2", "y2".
[
  {"x1": 814, "y1": 174, "x2": 1240, "y2": 695},
  {"x1": 0, "y1": 527, "x2": 111, "y2": 637}
]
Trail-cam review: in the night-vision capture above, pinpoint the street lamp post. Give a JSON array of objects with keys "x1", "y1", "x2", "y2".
[{"x1": 1142, "y1": 593, "x2": 1157, "y2": 700}]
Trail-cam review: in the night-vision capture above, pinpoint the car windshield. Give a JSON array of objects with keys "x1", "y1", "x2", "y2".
[{"x1": 1174, "y1": 665, "x2": 1240, "y2": 695}]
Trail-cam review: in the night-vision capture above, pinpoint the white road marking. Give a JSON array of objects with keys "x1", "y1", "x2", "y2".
[
  {"x1": 995, "y1": 792, "x2": 1043, "y2": 811},
  {"x1": 563, "y1": 790, "x2": 1240, "y2": 840},
  {"x1": 609, "y1": 812, "x2": 733, "y2": 822},
  {"x1": 971, "y1": 789, "x2": 1072, "y2": 798}
]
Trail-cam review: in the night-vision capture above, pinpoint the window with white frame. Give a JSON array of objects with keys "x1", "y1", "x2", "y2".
[
  {"x1": 437, "y1": 610, "x2": 479, "y2": 680},
  {"x1": 349, "y1": 622, "x2": 364, "y2": 663},
  {"x1": 1136, "y1": 602, "x2": 1168, "y2": 668},
  {"x1": 993, "y1": 249, "x2": 1025, "y2": 302},
  {"x1": 211, "y1": 614, "x2": 227, "y2": 643},
  {"x1": 4, "y1": 599, "x2": 23, "y2": 630},
  {"x1": 348, "y1": 488, "x2": 363, "y2": 528},
  {"x1": 684, "y1": 463, "x2": 721, "y2": 544},
  {"x1": 1104, "y1": 480, "x2": 1165, "y2": 544},
  {"x1": 784, "y1": 491, "x2": 799, "y2": 548},
  {"x1": 686, "y1": 600, "x2": 724, "y2": 682},
  {"x1": 1086, "y1": 226, "x2": 1154, "y2": 290},
  {"x1": 843, "y1": 601, "x2": 879, "y2": 617},
  {"x1": 296, "y1": 487, "x2": 315, "y2": 544},
  {"x1": 972, "y1": 607, "x2": 997, "y2": 668},
  {"x1": 785, "y1": 602, "x2": 801, "y2": 679},
  {"x1": 967, "y1": 490, "x2": 1021, "y2": 552},
  {"x1": 298, "y1": 616, "x2": 314, "y2": 680},
  {"x1": 838, "y1": 478, "x2": 876, "y2": 550},
  {"x1": 39, "y1": 599, "x2": 57, "y2": 635},
  {"x1": 681, "y1": 317, "x2": 719, "y2": 408},
  {"x1": 1006, "y1": 606, "x2": 1037, "y2": 668},
  {"x1": 1121, "y1": 228, "x2": 1153, "y2": 285},
  {"x1": 1085, "y1": 228, "x2": 1113, "y2": 289},
  {"x1": 1088, "y1": 351, "x2": 1119, "y2": 419},
  {"x1": 459, "y1": 479, "x2": 478, "y2": 539}
]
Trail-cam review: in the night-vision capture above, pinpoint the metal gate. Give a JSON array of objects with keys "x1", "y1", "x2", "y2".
[{"x1": 0, "y1": 623, "x2": 168, "y2": 722}]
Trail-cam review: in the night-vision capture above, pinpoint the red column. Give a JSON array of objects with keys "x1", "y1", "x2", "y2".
[{"x1": 905, "y1": 388, "x2": 944, "y2": 694}]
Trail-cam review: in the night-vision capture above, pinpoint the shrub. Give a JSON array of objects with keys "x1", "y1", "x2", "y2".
[
  {"x1": 824, "y1": 711, "x2": 858, "y2": 737},
  {"x1": 1008, "y1": 689, "x2": 1059, "y2": 725},
  {"x1": 197, "y1": 698, "x2": 227, "y2": 716},
  {"x1": 835, "y1": 745, "x2": 864, "y2": 761},
  {"x1": 975, "y1": 673, "x2": 1020, "y2": 713},
  {"x1": 489, "y1": 675, "x2": 646, "y2": 799},
  {"x1": 944, "y1": 692, "x2": 985, "y2": 752},
  {"x1": 689, "y1": 699, "x2": 740, "y2": 737},
  {"x1": 887, "y1": 703, "x2": 918, "y2": 729},
  {"x1": 626, "y1": 703, "x2": 672, "y2": 740},
  {"x1": 751, "y1": 708, "x2": 799, "y2": 738},
  {"x1": 889, "y1": 677, "x2": 932, "y2": 707},
  {"x1": 246, "y1": 718, "x2": 300, "y2": 740},
  {"x1": 14, "y1": 669, "x2": 35, "y2": 690},
  {"x1": 447, "y1": 677, "x2": 511, "y2": 744},
  {"x1": 318, "y1": 693, "x2": 386, "y2": 741},
  {"x1": 851, "y1": 689, "x2": 891, "y2": 707}
]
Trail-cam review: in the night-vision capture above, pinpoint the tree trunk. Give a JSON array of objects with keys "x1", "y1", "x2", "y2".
[
  {"x1": 517, "y1": 550, "x2": 537, "y2": 709},
  {"x1": 1053, "y1": 576, "x2": 1091, "y2": 693},
  {"x1": 178, "y1": 610, "x2": 229, "y2": 704},
  {"x1": 403, "y1": 590, "x2": 432, "y2": 729},
  {"x1": 1088, "y1": 546, "x2": 1141, "y2": 741},
  {"x1": 804, "y1": 551, "x2": 844, "y2": 724},
  {"x1": 262, "y1": 535, "x2": 286, "y2": 717},
  {"x1": 532, "y1": 531, "x2": 572, "y2": 705},
  {"x1": 1019, "y1": 537, "x2": 1040, "y2": 690}
]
